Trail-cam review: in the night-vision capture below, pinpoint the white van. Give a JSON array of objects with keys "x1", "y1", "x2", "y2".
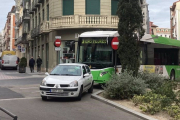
[{"x1": 1, "y1": 55, "x2": 18, "y2": 70}]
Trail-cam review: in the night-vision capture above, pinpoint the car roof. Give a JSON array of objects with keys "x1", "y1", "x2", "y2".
[{"x1": 58, "y1": 63, "x2": 87, "y2": 66}]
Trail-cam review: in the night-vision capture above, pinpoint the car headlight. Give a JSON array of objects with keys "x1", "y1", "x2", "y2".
[
  {"x1": 69, "y1": 80, "x2": 78, "y2": 87},
  {"x1": 100, "y1": 71, "x2": 108, "y2": 77},
  {"x1": 41, "y1": 79, "x2": 47, "y2": 86}
]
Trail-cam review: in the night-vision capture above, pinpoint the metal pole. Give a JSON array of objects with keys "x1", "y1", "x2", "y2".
[{"x1": 115, "y1": 50, "x2": 117, "y2": 74}]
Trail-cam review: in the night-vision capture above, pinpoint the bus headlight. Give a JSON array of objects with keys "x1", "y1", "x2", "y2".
[{"x1": 100, "y1": 71, "x2": 108, "y2": 77}]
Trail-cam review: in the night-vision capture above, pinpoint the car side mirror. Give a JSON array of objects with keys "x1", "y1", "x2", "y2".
[
  {"x1": 45, "y1": 72, "x2": 49, "y2": 76},
  {"x1": 83, "y1": 73, "x2": 89, "y2": 77}
]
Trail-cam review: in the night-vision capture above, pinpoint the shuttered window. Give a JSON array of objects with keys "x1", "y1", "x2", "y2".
[
  {"x1": 47, "y1": 4, "x2": 49, "y2": 21},
  {"x1": 111, "y1": 0, "x2": 118, "y2": 15},
  {"x1": 86, "y1": 0, "x2": 100, "y2": 14},
  {"x1": 63, "y1": 0, "x2": 74, "y2": 15}
]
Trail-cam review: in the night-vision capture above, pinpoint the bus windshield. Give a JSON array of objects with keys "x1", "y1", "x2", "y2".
[{"x1": 78, "y1": 37, "x2": 113, "y2": 68}]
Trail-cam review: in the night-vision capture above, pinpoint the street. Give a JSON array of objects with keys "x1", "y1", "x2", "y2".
[{"x1": 0, "y1": 69, "x2": 142, "y2": 120}]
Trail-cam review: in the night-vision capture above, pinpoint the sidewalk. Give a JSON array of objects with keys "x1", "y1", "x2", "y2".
[{"x1": 25, "y1": 67, "x2": 45, "y2": 75}]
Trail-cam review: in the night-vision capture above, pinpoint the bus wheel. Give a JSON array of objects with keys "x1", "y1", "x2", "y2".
[{"x1": 170, "y1": 70, "x2": 175, "y2": 81}]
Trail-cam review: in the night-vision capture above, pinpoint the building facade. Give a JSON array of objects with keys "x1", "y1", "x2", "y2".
[
  {"x1": 14, "y1": 0, "x2": 148, "y2": 72},
  {"x1": 142, "y1": 0, "x2": 150, "y2": 34},
  {"x1": 2, "y1": 6, "x2": 16, "y2": 51},
  {"x1": 156, "y1": 28, "x2": 171, "y2": 38},
  {"x1": 170, "y1": 1, "x2": 180, "y2": 40}
]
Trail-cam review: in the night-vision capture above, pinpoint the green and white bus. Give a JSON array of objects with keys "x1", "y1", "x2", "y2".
[{"x1": 77, "y1": 31, "x2": 180, "y2": 83}]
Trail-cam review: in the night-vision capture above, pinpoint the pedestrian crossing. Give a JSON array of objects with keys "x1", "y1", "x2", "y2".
[{"x1": 0, "y1": 72, "x2": 45, "y2": 80}]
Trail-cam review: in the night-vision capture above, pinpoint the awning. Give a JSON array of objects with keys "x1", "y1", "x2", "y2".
[{"x1": 140, "y1": 34, "x2": 180, "y2": 47}]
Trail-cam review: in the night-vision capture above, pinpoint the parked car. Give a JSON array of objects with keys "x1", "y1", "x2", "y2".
[
  {"x1": 40, "y1": 63, "x2": 94, "y2": 101},
  {"x1": 1, "y1": 55, "x2": 18, "y2": 70}
]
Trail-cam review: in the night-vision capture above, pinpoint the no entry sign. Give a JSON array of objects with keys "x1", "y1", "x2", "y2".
[
  {"x1": 111, "y1": 37, "x2": 119, "y2": 50},
  {"x1": 54, "y1": 39, "x2": 61, "y2": 47}
]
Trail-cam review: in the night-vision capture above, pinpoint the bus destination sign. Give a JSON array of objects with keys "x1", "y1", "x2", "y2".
[{"x1": 82, "y1": 39, "x2": 107, "y2": 44}]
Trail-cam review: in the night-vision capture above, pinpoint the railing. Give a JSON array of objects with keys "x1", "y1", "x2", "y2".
[
  {"x1": 50, "y1": 15, "x2": 119, "y2": 29},
  {"x1": 23, "y1": 11, "x2": 30, "y2": 20},
  {"x1": 40, "y1": 21, "x2": 49, "y2": 33},
  {"x1": 16, "y1": 17, "x2": 22, "y2": 27},
  {"x1": 35, "y1": 0, "x2": 40, "y2": 7},
  {"x1": 38, "y1": 0, "x2": 43, "y2": 3}
]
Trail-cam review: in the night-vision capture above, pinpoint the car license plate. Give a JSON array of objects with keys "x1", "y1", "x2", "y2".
[{"x1": 51, "y1": 89, "x2": 63, "y2": 93}]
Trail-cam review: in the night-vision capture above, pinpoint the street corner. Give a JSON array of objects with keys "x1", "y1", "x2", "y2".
[{"x1": 91, "y1": 91, "x2": 158, "y2": 120}]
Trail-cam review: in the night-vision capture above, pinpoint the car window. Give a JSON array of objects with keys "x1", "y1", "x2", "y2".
[
  {"x1": 85, "y1": 66, "x2": 91, "y2": 73},
  {"x1": 50, "y1": 65, "x2": 82, "y2": 76},
  {"x1": 82, "y1": 66, "x2": 87, "y2": 74}
]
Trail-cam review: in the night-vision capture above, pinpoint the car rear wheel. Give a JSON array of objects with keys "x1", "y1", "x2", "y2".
[
  {"x1": 41, "y1": 96, "x2": 48, "y2": 101},
  {"x1": 1, "y1": 67, "x2": 4, "y2": 70},
  {"x1": 88, "y1": 81, "x2": 94, "y2": 93},
  {"x1": 77, "y1": 86, "x2": 83, "y2": 101}
]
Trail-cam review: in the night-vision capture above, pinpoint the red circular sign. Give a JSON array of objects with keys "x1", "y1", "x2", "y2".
[
  {"x1": 54, "y1": 39, "x2": 61, "y2": 47},
  {"x1": 111, "y1": 37, "x2": 119, "y2": 50}
]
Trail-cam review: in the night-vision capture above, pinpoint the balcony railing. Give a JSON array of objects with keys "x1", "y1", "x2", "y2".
[
  {"x1": 40, "y1": 21, "x2": 50, "y2": 34},
  {"x1": 32, "y1": 1, "x2": 36, "y2": 11},
  {"x1": 38, "y1": 0, "x2": 43, "y2": 3},
  {"x1": 16, "y1": 18, "x2": 22, "y2": 27},
  {"x1": 22, "y1": 12, "x2": 30, "y2": 20},
  {"x1": 23, "y1": 26, "x2": 29, "y2": 34},
  {"x1": 35, "y1": 0, "x2": 40, "y2": 7},
  {"x1": 31, "y1": 26, "x2": 39, "y2": 38},
  {"x1": 27, "y1": 31, "x2": 33, "y2": 41},
  {"x1": 50, "y1": 15, "x2": 119, "y2": 29}
]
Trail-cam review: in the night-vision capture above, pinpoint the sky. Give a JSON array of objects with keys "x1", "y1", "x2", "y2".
[
  {"x1": 147, "y1": 0, "x2": 177, "y2": 28},
  {"x1": 0, "y1": 0, "x2": 15, "y2": 31},
  {"x1": 0, "y1": 0, "x2": 178, "y2": 31}
]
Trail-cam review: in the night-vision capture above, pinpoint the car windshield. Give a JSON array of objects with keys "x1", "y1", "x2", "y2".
[{"x1": 50, "y1": 65, "x2": 82, "y2": 76}]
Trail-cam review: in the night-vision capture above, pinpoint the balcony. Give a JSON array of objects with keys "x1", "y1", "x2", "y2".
[
  {"x1": 40, "y1": 21, "x2": 50, "y2": 34},
  {"x1": 38, "y1": 0, "x2": 43, "y2": 3},
  {"x1": 27, "y1": 31, "x2": 33, "y2": 41},
  {"x1": 16, "y1": 18, "x2": 22, "y2": 27},
  {"x1": 35, "y1": 0, "x2": 40, "y2": 7},
  {"x1": 23, "y1": 12, "x2": 30, "y2": 20},
  {"x1": 32, "y1": 1, "x2": 36, "y2": 11},
  {"x1": 23, "y1": 26, "x2": 29, "y2": 35},
  {"x1": 15, "y1": 36, "x2": 29, "y2": 45},
  {"x1": 50, "y1": 15, "x2": 119, "y2": 29}
]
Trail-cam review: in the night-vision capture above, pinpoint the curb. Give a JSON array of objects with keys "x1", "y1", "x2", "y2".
[{"x1": 91, "y1": 90, "x2": 158, "y2": 120}]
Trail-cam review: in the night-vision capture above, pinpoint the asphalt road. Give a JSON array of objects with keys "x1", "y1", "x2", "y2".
[{"x1": 0, "y1": 69, "x2": 142, "y2": 120}]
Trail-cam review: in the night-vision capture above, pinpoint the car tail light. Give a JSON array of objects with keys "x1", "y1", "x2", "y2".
[{"x1": 2, "y1": 60, "x2": 4, "y2": 64}]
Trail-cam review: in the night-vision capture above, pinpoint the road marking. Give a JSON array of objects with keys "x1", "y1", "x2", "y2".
[
  {"x1": 0, "y1": 97, "x2": 40, "y2": 101},
  {"x1": 20, "y1": 87, "x2": 39, "y2": 90}
]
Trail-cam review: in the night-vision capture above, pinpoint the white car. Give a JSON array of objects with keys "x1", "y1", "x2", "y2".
[
  {"x1": 1, "y1": 55, "x2": 18, "y2": 70},
  {"x1": 40, "y1": 63, "x2": 94, "y2": 101}
]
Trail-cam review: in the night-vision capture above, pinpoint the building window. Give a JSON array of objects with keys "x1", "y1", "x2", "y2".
[
  {"x1": 86, "y1": 0, "x2": 100, "y2": 14},
  {"x1": 63, "y1": 0, "x2": 74, "y2": 15},
  {"x1": 111, "y1": 0, "x2": 118, "y2": 15},
  {"x1": 42, "y1": 9, "x2": 44, "y2": 21},
  {"x1": 47, "y1": 4, "x2": 49, "y2": 21}
]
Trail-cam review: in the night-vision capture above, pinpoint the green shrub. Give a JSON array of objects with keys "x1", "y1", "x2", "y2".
[
  {"x1": 19, "y1": 57, "x2": 27, "y2": 67},
  {"x1": 164, "y1": 105, "x2": 180, "y2": 120},
  {"x1": 103, "y1": 70, "x2": 147, "y2": 100},
  {"x1": 153, "y1": 81, "x2": 177, "y2": 100},
  {"x1": 138, "y1": 71, "x2": 165, "y2": 90},
  {"x1": 133, "y1": 92, "x2": 172, "y2": 115}
]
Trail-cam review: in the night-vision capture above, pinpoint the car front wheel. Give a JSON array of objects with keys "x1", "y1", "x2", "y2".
[
  {"x1": 77, "y1": 86, "x2": 83, "y2": 101},
  {"x1": 41, "y1": 96, "x2": 48, "y2": 101},
  {"x1": 88, "y1": 81, "x2": 94, "y2": 93}
]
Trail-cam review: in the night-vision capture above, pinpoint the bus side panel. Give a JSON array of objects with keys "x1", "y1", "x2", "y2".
[
  {"x1": 91, "y1": 67, "x2": 115, "y2": 83},
  {"x1": 165, "y1": 65, "x2": 180, "y2": 79}
]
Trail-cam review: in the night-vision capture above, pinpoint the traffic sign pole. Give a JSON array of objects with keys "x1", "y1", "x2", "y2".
[
  {"x1": 55, "y1": 36, "x2": 61, "y2": 64},
  {"x1": 111, "y1": 37, "x2": 119, "y2": 74}
]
